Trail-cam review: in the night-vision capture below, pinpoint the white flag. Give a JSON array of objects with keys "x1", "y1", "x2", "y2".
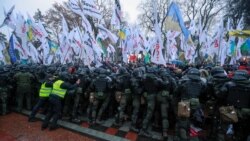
[
  {"x1": 81, "y1": 0, "x2": 102, "y2": 19},
  {"x1": 0, "y1": 42, "x2": 7, "y2": 64},
  {"x1": 0, "y1": 5, "x2": 16, "y2": 29},
  {"x1": 97, "y1": 24, "x2": 118, "y2": 43},
  {"x1": 236, "y1": 17, "x2": 244, "y2": 30},
  {"x1": 68, "y1": 0, "x2": 83, "y2": 16},
  {"x1": 151, "y1": 0, "x2": 165, "y2": 65},
  {"x1": 111, "y1": 0, "x2": 122, "y2": 29}
]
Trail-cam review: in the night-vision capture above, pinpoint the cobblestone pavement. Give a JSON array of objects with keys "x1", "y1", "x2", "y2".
[{"x1": 0, "y1": 113, "x2": 96, "y2": 141}]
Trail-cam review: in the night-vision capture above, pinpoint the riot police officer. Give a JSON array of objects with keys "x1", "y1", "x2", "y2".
[
  {"x1": 174, "y1": 68, "x2": 206, "y2": 141},
  {"x1": 130, "y1": 67, "x2": 144, "y2": 132},
  {"x1": 139, "y1": 66, "x2": 162, "y2": 137},
  {"x1": 87, "y1": 68, "x2": 112, "y2": 125},
  {"x1": 14, "y1": 65, "x2": 35, "y2": 112},
  {"x1": 114, "y1": 67, "x2": 131, "y2": 126},
  {"x1": 0, "y1": 66, "x2": 11, "y2": 115},
  {"x1": 156, "y1": 68, "x2": 177, "y2": 139},
  {"x1": 71, "y1": 67, "x2": 91, "y2": 123},
  {"x1": 205, "y1": 66, "x2": 229, "y2": 140},
  {"x1": 217, "y1": 70, "x2": 250, "y2": 141}
]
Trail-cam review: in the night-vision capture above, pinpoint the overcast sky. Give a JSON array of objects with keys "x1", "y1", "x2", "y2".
[{"x1": 0, "y1": 0, "x2": 141, "y2": 37}]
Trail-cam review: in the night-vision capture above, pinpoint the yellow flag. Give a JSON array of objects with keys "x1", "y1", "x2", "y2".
[
  {"x1": 27, "y1": 27, "x2": 33, "y2": 41},
  {"x1": 118, "y1": 30, "x2": 126, "y2": 40}
]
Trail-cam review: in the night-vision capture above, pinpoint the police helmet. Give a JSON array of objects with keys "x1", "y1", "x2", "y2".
[
  {"x1": 211, "y1": 66, "x2": 227, "y2": 78},
  {"x1": 99, "y1": 68, "x2": 107, "y2": 75},
  {"x1": 187, "y1": 68, "x2": 200, "y2": 79},
  {"x1": 59, "y1": 72, "x2": 69, "y2": 81},
  {"x1": 146, "y1": 67, "x2": 155, "y2": 73},
  {"x1": 233, "y1": 70, "x2": 249, "y2": 80},
  {"x1": 187, "y1": 68, "x2": 200, "y2": 76},
  {"x1": 133, "y1": 68, "x2": 143, "y2": 78},
  {"x1": 118, "y1": 67, "x2": 127, "y2": 74}
]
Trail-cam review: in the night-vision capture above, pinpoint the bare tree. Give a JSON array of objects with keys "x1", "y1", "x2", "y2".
[
  {"x1": 42, "y1": 2, "x2": 80, "y2": 42},
  {"x1": 33, "y1": 9, "x2": 44, "y2": 22},
  {"x1": 96, "y1": 0, "x2": 114, "y2": 28},
  {"x1": 40, "y1": 0, "x2": 114, "y2": 42},
  {"x1": 224, "y1": 0, "x2": 250, "y2": 29},
  {"x1": 137, "y1": 0, "x2": 170, "y2": 34},
  {"x1": 179, "y1": 0, "x2": 226, "y2": 30}
]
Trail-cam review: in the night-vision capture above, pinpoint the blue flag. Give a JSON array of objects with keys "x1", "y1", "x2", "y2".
[
  {"x1": 8, "y1": 34, "x2": 17, "y2": 63},
  {"x1": 166, "y1": 2, "x2": 189, "y2": 40}
]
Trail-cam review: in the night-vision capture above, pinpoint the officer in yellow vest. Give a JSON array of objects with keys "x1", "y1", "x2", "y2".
[
  {"x1": 28, "y1": 75, "x2": 54, "y2": 122},
  {"x1": 41, "y1": 73, "x2": 80, "y2": 130}
]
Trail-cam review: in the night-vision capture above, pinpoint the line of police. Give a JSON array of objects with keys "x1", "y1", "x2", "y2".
[{"x1": 0, "y1": 63, "x2": 249, "y2": 141}]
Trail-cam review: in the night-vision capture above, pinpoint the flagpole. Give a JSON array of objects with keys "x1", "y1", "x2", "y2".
[
  {"x1": 76, "y1": 26, "x2": 85, "y2": 64},
  {"x1": 217, "y1": 32, "x2": 222, "y2": 66}
]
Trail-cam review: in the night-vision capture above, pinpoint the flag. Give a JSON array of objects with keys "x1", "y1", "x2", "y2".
[
  {"x1": 241, "y1": 38, "x2": 250, "y2": 56},
  {"x1": 236, "y1": 17, "x2": 244, "y2": 30},
  {"x1": 229, "y1": 30, "x2": 250, "y2": 38},
  {"x1": 236, "y1": 38, "x2": 243, "y2": 60},
  {"x1": 27, "y1": 22, "x2": 33, "y2": 41},
  {"x1": 0, "y1": 41, "x2": 7, "y2": 64},
  {"x1": 40, "y1": 38, "x2": 51, "y2": 65},
  {"x1": 227, "y1": 18, "x2": 233, "y2": 31},
  {"x1": 229, "y1": 39, "x2": 236, "y2": 56},
  {"x1": 61, "y1": 15, "x2": 69, "y2": 36},
  {"x1": 151, "y1": 41, "x2": 166, "y2": 65},
  {"x1": 68, "y1": 0, "x2": 83, "y2": 16},
  {"x1": 48, "y1": 40, "x2": 59, "y2": 53},
  {"x1": 144, "y1": 52, "x2": 150, "y2": 64},
  {"x1": 9, "y1": 34, "x2": 27, "y2": 63},
  {"x1": 220, "y1": 39, "x2": 228, "y2": 66},
  {"x1": 26, "y1": 14, "x2": 48, "y2": 41},
  {"x1": 108, "y1": 44, "x2": 115, "y2": 53},
  {"x1": 118, "y1": 29, "x2": 126, "y2": 40},
  {"x1": 0, "y1": 5, "x2": 16, "y2": 29},
  {"x1": 15, "y1": 13, "x2": 27, "y2": 37},
  {"x1": 33, "y1": 21, "x2": 48, "y2": 40},
  {"x1": 68, "y1": 28, "x2": 79, "y2": 55},
  {"x1": 97, "y1": 24, "x2": 118, "y2": 43},
  {"x1": 27, "y1": 42, "x2": 39, "y2": 63},
  {"x1": 165, "y1": 2, "x2": 189, "y2": 40},
  {"x1": 211, "y1": 20, "x2": 224, "y2": 55},
  {"x1": 111, "y1": 0, "x2": 122, "y2": 29},
  {"x1": 151, "y1": 0, "x2": 165, "y2": 65},
  {"x1": 81, "y1": 0, "x2": 102, "y2": 19},
  {"x1": 96, "y1": 37, "x2": 107, "y2": 56}
]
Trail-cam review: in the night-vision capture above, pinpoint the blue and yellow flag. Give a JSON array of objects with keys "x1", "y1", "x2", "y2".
[
  {"x1": 165, "y1": 2, "x2": 189, "y2": 40},
  {"x1": 48, "y1": 40, "x2": 59, "y2": 53},
  {"x1": 26, "y1": 19, "x2": 33, "y2": 41},
  {"x1": 118, "y1": 29, "x2": 126, "y2": 40},
  {"x1": 9, "y1": 34, "x2": 18, "y2": 63}
]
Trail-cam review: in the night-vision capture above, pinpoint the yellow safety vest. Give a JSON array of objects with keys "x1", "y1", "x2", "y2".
[
  {"x1": 51, "y1": 80, "x2": 67, "y2": 98},
  {"x1": 39, "y1": 83, "x2": 52, "y2": 97}
]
